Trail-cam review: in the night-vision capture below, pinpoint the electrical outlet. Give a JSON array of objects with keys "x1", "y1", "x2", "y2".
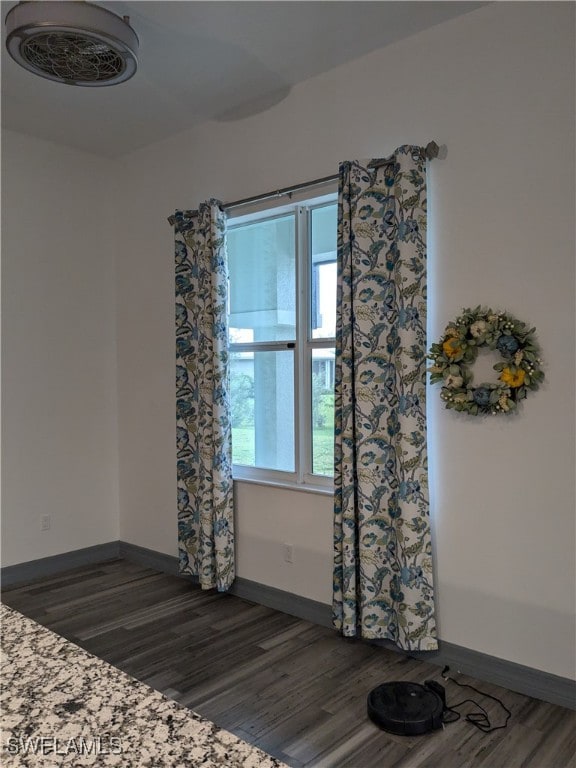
[
  {"x1": 283, "y1": 543, "x2": 293, "y2": 563},
  {"x1": 41, "y1": 515, "x2": 51, "y2": 531}
]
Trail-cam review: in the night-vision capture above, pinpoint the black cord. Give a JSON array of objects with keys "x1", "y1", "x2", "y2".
[{"x1": 441, "y1": 667, "x2": 512, "y2": 733}]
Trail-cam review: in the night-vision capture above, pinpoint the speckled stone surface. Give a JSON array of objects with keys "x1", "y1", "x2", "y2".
[{"x1": 1, "y1": 604, "x2": 288, "y2": 767}]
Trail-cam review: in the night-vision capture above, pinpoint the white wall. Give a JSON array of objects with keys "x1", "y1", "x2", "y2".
[
  {"x1": 1, "y1": 3, "x2": 562, "y2": 677},
  {"x1": 115, "y1": 2, "x2": 575, "y2": 680},
  {"x1": 1, "y1": 131, "x2": 120, "y2": 565}
]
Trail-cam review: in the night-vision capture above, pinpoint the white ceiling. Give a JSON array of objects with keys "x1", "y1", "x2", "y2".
[{"x1": 1, "y1": 1, "x2": 486, "y2": 158}]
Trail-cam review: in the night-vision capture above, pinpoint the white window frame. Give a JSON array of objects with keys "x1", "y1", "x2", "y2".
[{"x1": 227, "y1": 186, "x2": 337, "y2": 493}]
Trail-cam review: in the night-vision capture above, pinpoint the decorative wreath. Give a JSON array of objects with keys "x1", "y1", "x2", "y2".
[{"x1": 428, "y1": 307, "x2": 544, "y2": 415}]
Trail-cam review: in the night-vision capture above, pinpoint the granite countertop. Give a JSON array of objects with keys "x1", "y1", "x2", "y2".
[{"x1": 1, "y1": 603, "x2": 289, "y2": 768}]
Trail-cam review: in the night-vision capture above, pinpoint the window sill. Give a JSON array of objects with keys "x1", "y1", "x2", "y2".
[{"x1": 232, "y1": 476, "x2": 334, "y2": 497}]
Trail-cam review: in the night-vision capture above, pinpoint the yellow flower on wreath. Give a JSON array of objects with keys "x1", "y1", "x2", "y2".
[
  {"x1": 442, "y1": 336, "x2": 462, "y2": 359},
  {"x1": 500, "y1": 367, "x2": 526, "y2": 388}
]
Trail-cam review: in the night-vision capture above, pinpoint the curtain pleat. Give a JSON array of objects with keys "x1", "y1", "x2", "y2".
[
  {"x1": 174, "y1": 201, "x2": 235, "y2": 591},
  {"x1": 333, "y1": 146, "x2": 437, "y2": 651}
]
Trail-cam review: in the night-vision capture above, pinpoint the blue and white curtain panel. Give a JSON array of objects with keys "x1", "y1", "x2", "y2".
[
  {"x1": 333, "y1": 146, "x2": 437, "y2": 651},
  {"x1": 174, "y1": 201, "x2": 235, "y2": 592}
]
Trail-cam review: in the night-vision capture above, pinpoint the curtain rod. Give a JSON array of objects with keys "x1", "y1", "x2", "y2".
[
  {"x1": 167, "y1": 174, "x2": 337, "y2": 226},
  {"x1": 224, "y1": 173, "x2": 339, "y2": 213},
  {"x1": 168, "y1": 141, "x2": 439, "y2": 226}
]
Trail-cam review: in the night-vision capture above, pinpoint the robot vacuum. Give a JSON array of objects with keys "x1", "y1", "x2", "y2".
[{"x1": 367, "y1": 681, "x2": 445, "y2": 736}]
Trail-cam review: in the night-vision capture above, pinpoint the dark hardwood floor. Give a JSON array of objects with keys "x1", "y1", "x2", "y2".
[{"x1": 2, "y1": 559, "x2": 574, "y2": 767}]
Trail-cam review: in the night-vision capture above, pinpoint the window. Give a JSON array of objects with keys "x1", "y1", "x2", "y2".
[{"x1": 227, "y1": 191, "x2": 337, "y2": 489}]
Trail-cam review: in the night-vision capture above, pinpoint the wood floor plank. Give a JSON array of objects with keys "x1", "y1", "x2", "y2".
[
  {"x1": 283, "y1": 696, "x2": 370, "y2": 763},
  {"x1": 2, "y1": 558, "x2": 574, "y2": 768},
  {"x1": 310, "y1": 722, "x2": 399, "y2": 768},
  {"x1": 181, "y1": 635, "x2": 321, "y2": 708}
]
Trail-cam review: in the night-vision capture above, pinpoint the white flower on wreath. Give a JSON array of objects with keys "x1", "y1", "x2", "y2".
[
  {"x1": 444, "y1": 374, "x2": 464, "y2": 389},
  {"x1": 470, "y1": 320, "x2": 488, "y2": 338}
]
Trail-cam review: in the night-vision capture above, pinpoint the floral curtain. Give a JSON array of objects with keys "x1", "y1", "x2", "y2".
[
  {"x1": 174, "y1": 200, "x2": 235, "y2": 591},
  {"x1": 333, "y1": 146, "x2": 437, "y2": 651}
]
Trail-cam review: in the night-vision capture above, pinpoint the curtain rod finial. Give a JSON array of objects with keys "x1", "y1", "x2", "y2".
[{"x1": 425, "y1": 141, "x2": 439, "y2": 160}]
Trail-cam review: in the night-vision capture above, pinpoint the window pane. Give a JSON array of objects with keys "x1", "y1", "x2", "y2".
[
  {"x1": 311, "y1": 348, "x2": 335, "y2": 476},
  {"x1": 228, "y1": 215, "x2": 296, "y2": 343},
  {"x1": 311, "y1": 205, "x2": 337, "y2": 340},
  {"x1": 231, "y1": 350, "x2": 295, "y2": 472}
]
